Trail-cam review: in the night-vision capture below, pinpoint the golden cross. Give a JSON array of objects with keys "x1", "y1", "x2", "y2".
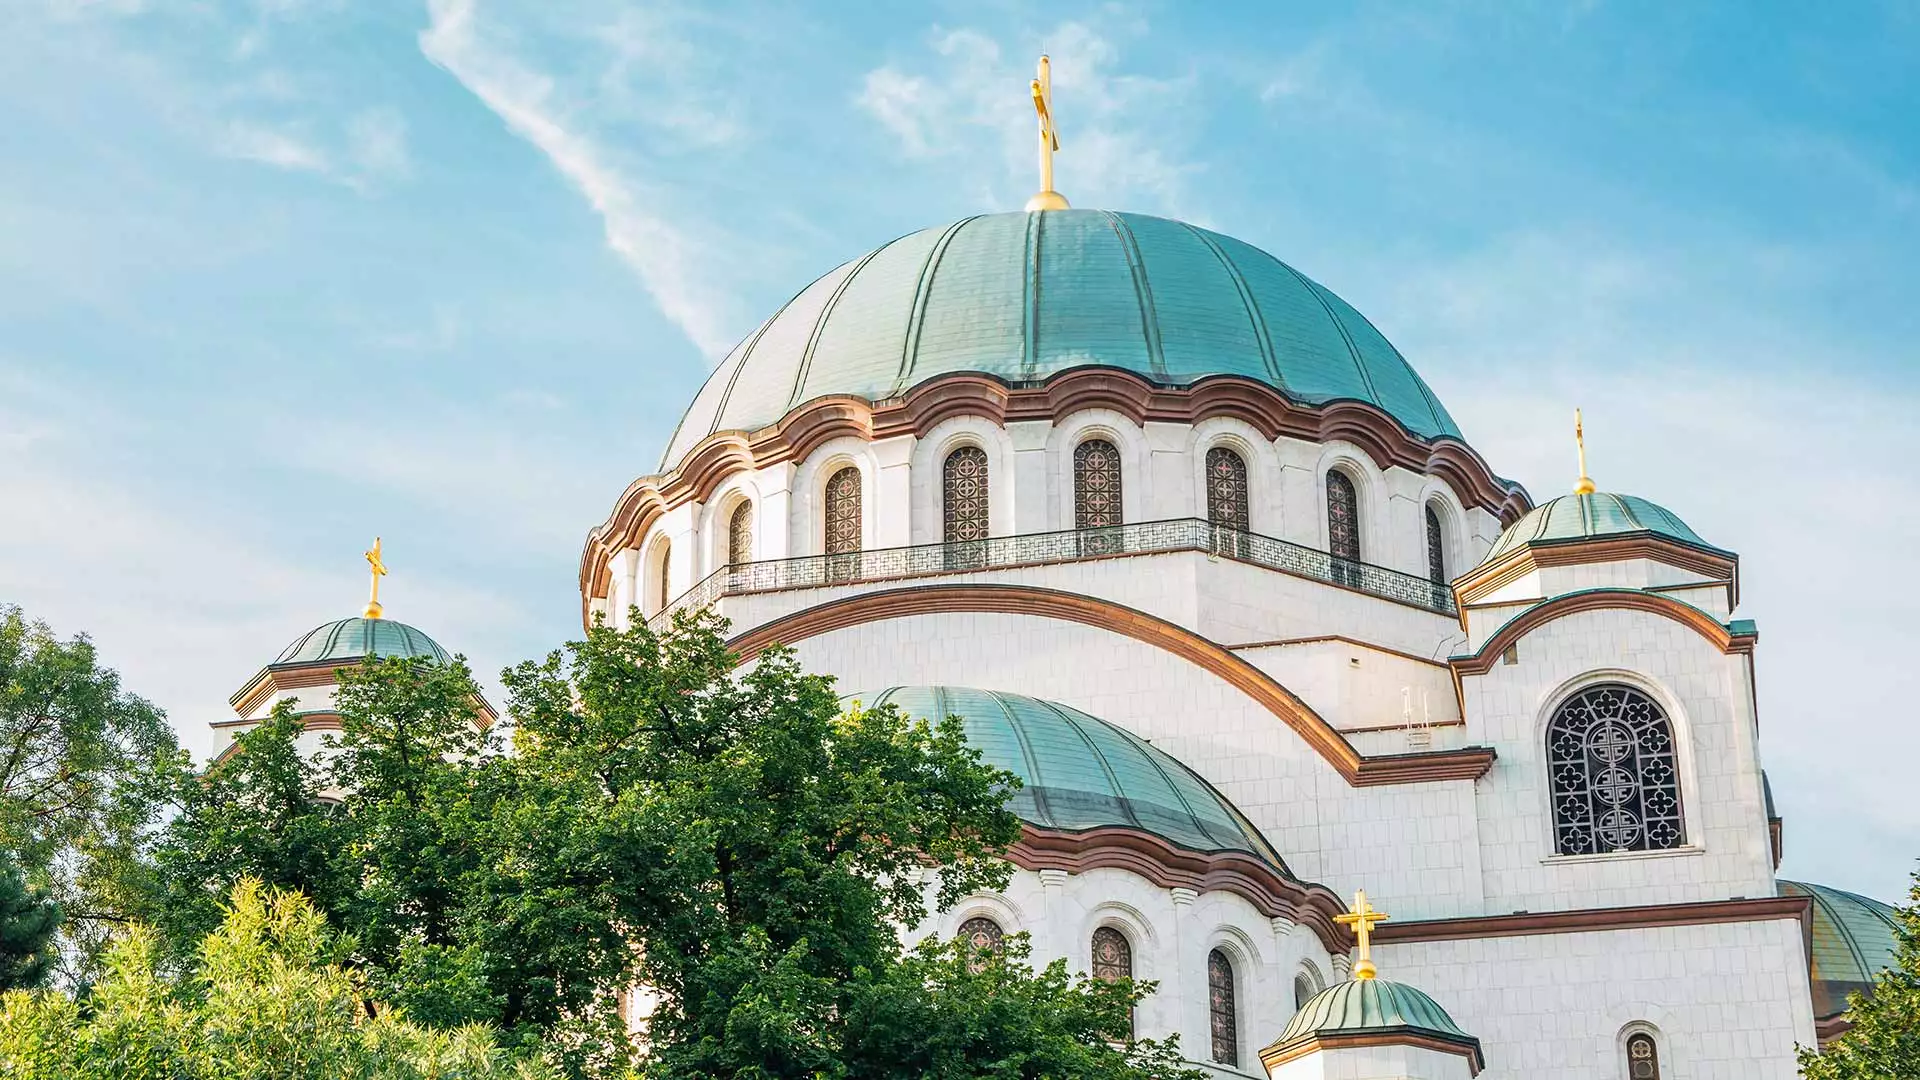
[
  {"x1": 1025, "y1": 55, "x2": 1070, "y2": 211},
  {"x1": 363, "y1": 537, "x2": 388, "y2": 619},
  {"x1": 1574, "y1": 408, "x2": 1596, "y2": 495},
  {"x1": 1333, "y1": 889, "x2": 1390, "y2": 980}
]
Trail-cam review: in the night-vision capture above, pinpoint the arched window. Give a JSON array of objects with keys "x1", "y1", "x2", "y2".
[
  {"x1": 1548, "y1": 685, "x2": 1685, "y2": 856},
  {"x1": 1090, "y1": 926, "x2": 1132, "y2": 982},
  {"x1": 943, "y1": 446, "x2": 990, "y2": 570},
  {"x1": 728, "y1": 500, "x2": 754, "y2": 565},
  {"x1": 1326, "y1": 469, "x2": 1361, "y2": 586},
  {"x1": 957, "y1": 916, "x2": 1003, "y2": 972},
  {"x1": 1627, "y1": 1033, "x2": 1661, "y2": 1079},
  {"x1": 1292, "y1": 964, "x2": 1322, "y2": 1011},
  {"x1": 823, "y1": 466, "x2": 862, "y2": 582},
  {"x1": 1074, "y1": 439, "x2": 1124, "y2": 556},
  {"x1": 655, "y1": 540, "x2": 672, "y2": 613},
  {"x1": 1205, "y1": 446, "x2": 1250, "y2": 558},
  {"x1": 1425, "y1": 505, "x2": 1446, "y2": 585},
  {"x1": 1207, "y1": 949, "x2": 1238, "y2": 1066}
]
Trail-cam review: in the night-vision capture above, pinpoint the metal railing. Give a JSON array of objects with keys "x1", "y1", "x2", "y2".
[{"x1": 650, "y1": 518, "x2": 1455, "y2": 629}]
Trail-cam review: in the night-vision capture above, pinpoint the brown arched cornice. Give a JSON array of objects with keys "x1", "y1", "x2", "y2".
[
  {"x1": 725, "y1": 583, "x2": 1496, "y2": 788},
  {"x1": 1011, "y1": 826, "x2": 1351, "y2": 953},
  {"x1": 582, "y1": 369, "x2": 1532, "y2": 610},
  {"x1": 1453, "y1": 589, "x2": 1758, "y2": 680}
]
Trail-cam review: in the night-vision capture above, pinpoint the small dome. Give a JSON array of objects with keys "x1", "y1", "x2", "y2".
[
  {"x1": 1269, "y1": 978, "x2": 1482, "y2": 1067},
  {"x1": 665, "y1": 209, "x2": 1463, "y2": 467},
  {"x1": 272, "y1": 617, "x2": 450, "y2": 668},
  {"x1": 1481, "y1": 491, "x2": 1725, "y2": 567},
  {"x1": 849, "y1": 686, "x2": 1284, "y2": 867},
  {"x1": 1780, "y1": 880, "x2": 1902, "y2": 1020}
]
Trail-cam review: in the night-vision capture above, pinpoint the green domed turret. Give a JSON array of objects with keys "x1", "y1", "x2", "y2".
[
  {"x1": 1480, "y1": 491, "x2": 1727, "y2": 568},
  {"x1": 272, "y1": 617, "x2": 450, "y2": 668},
  {"x1": 1266, "y1": 977, "x2": 1484, "y2": 1074}
]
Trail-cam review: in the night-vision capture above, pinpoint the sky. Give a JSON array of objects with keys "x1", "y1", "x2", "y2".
[{"x1": 1, "y1": 0, "x2": 1916, "y2": 901}]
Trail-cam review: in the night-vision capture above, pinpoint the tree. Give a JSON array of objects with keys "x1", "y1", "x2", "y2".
[
  {"x1": 0, "y1": 851, "x2": 58, "y2": 989},
  {"x1": 0, "y1": 878, "x2": 557, "y2": 1080},
  {"x1": 1799, "y1": 868, "x2": 1920, "y2": 1080},
  {"x1": 0, "y1": 606, "x2": 187, "y2": 981}
]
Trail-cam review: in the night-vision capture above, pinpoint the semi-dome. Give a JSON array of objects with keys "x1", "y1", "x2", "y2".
[
  {"x1": 1267, "y1": 978, "x2": 1484, "y2": 1072},
  {"x1": 272, "y1": 617, "x2": 451, "y2": 668},
  {"x1": 665, "y1": 209, "x2": 1462, "y2": 467},
  {"x1": 1780, "y1": 880, "x2": 1902, "y2": 1022},
  {"x1": 1480, "y1": 491, "x2": 1726, "y2": 567},
  {"x1": 848, "y1": 685, "x2": 1285, "y2": 868}
]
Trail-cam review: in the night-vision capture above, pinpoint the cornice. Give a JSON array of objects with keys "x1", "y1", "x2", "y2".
[
  {"x1": 725, "y1": 582, "x2": 1497, "y2": 789},
  {"x1": 581, "y1": 369, "x2": 1533, "y2": 616},
  {"x1": 1010, "y1": 826, "x2": 1350, "y2": 954},
  {"x1": 1452, "y1": 589, "x2": 1758, "y2": 682},
  {"x1": 1456, "y1": 533, "x2": 1739, "y2": 610},
  {"x1": 1372, "y1": 894, "x2": 1811, "y2": 946},
  {"x1": 228, "y1": 661, "x2": 354, "y2": 717}
]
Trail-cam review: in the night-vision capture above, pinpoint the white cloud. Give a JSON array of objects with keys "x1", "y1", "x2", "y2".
[
  {"x1": 419, "y1": 0, "x2": 743, "y2": 358},
  {"x1": 345, "y1": 106, "x2": 411, "y2": 182},
  {"x1": 219, "y1": 118, "x2": 331, "y2": 173}
]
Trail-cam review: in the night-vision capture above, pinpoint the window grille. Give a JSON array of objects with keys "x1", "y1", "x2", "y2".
[
  {"x1": 1327, "y1": 469, "x2": 1361, "y2": 586},
  {"x1": 1425, "y1": 504, "x2": 1449, "y2": 609},
  {"x1": 1627, "y1": 1033, "x2": 1661, "y2": 1079},
  {"x1": 957, "y1": 916, "x2": 1003, "y2": 972},
  {"x1": 1207, "y1": 948, "x2": 1238, "y2": 1065},
  {"x1": 823, "y1": 466, "x2": 862, "y2": 581},
  {"x1": 1548, "y1": 685, "x2": 1686, "y2": 855},
  {"x1": 1091, "y1": 926, "x2": 1132, "y2": 982},
  {"x1": 728, "y1": 501, "x2": 754, "y2": 565},
  {"x1": 943, "y1": 446, "x2": 989, "y2": 568},
  {"x1": 1205, "y1": 447, "x2": 1250, "y2": 558},
  {"x1": 1074, "y1": 439, "x2": 1124, "y2": 556}
]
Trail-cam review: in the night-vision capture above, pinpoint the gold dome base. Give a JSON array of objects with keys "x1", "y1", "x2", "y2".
[{"x1": 1025, "y1": 189, "x2": 1070, "y2": 211}]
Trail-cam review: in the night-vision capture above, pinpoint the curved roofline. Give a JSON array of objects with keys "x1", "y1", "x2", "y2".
[
  {"x1": 1451, "y1": 588, "x2": 1757, "y2": 678},
  {"x1": 581, "y1": 367, "x2": 1532, "y2": 613}
]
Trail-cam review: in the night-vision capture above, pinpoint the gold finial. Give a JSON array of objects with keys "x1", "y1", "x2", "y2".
[
  {"x1": 1333, "y1": 889, "x2": 1390, "y2": 981},
  {"x1": 1573, "y1": 408, "x2": 1597, "y2": 495},
  {"x1": 363, "y1": 537, "x2": 388, "y2": 619},
  {"x1": 1025, "y1": 55, "x2": 1070, "y2": 211}
]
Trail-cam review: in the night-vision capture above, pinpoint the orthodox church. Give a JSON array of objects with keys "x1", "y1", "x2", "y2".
[{"x1": 215, "y1": 58, "x2": 1903, "y2": 1080}]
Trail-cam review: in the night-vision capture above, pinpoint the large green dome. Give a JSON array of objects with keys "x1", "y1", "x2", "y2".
[
  {"x1": 665, "y1": 209, "x2": 1462, "y2": 466},
  {"x1": 272, "y1": 617, "x2": 450, "y2": 668},
  {"x1": 847, "y1": 685, "x2": 1285, "y2": 868}
]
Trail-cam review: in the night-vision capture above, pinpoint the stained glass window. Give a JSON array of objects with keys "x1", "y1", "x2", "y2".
[
  {"x1": 728, "y1": 501, "x2": 754, "y2": 565},
  {"x1": 823, "y1": 466, "x2": 862, "y2": 583},
  {"x1": 1548, "y1": 685, "x2": 1686, "y2": 856},
  {"x1": 1090, "y1": 927, "x2": 1131, "y2": 981},
  {"x1": 1074, "y1": 439, "x2": 1123, "y2": 556},
  {"x1": 1327, "y1": 469, "x2": 1361, "y2": 586},
  {"x1": 1205, "y1": 447, "x2": 1250, "y2": 558},
  {"x1": 1207, "y1": 949, "x2": 1238, "y2": 1065},
  {"x1": 1627, "y1": 1033, "x2": 1661, "y2": 1079},
  {"x1": 1425, "y1": 505, "x2": 1446, "y2": 585},
  {"x1": 957, "y1": 916, "x2": 1003, "y2": 972},
  {"x1": 944, "y1": 447, "x2": 990, "y2": 542}
]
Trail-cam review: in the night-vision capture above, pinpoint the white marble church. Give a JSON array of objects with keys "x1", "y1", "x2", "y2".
[{"x1": 213, "y1": 63, "x2": 1903, "y2": 1080}]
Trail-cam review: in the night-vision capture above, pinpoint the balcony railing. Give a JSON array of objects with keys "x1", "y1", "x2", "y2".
[{"x1": 650, "y1": 518, "x2": 1456, "y2": 630}]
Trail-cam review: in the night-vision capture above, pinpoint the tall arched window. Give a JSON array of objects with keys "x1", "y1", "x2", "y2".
[
  {"x1": 1626, "y1": 1033, "x2": 1661, "y2": 1079},
  {"x1": 943, "y1": 446, "x2": 990, "y2": 570},
  {"x1": 957, "y1": 916, "x2": 1003, "y2": 972},
  {"x1": 823, "y1": 466, "x2": 862, "y2": 582},
  {"x1": 728, "y1": 501, "x2": 754, "y2": 565},
  {"x1": 654, "y1": 540, "x2": 672, "y2": 614},
  {"x1": 1425, "y1": 505, "x2": 1446, "y2": 585},
  {"x1": 1292, "y1": 964, "x2": 1323, "y2": 1011},
  {"x1": 1548, "y1": 685, "x2": 1685, "y2": 856},
  {"x1": 1205, "y1": 446, "x2": 1250, "y2": 558},
  {"x1": 1326, "y1": 469, "x2": 1361, "y2": 586},
  {"x1": 1207, "y1": 949, "x2": 1238, "y2": 1066},
  {"x1": 1074, "y1": 439, "x2": 1124, "y2": 556},
  {"x1": 1090, "y1": 926, "x2": 1132, "y2": 982}
]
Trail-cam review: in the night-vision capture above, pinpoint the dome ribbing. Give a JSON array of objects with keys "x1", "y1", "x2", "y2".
[
  {"x1": 665, "y1": 209, "x2": 1462, "y2": 467},
  {"x1": 272, "y1": 617, "x2": 450, "y2": 667},
  {"x1": 1480, "y1": 491, "x2": 1725, "y2": 567},
  {"x1": 1780, "y1": 880, "x2": 1902, "y2": 1021}
]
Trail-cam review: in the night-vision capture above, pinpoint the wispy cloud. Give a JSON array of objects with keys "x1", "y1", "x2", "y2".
[
  {"x1": 419, "y1": 0, "x2": 743, "y2": 358},
  {"x1": 859, "y1": 20, "x2": 1199, "y2": 214}
]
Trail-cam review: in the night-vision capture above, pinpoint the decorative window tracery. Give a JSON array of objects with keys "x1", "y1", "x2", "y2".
[
  {"x1": 1090, "y1": 926, "x2": 1132, "y2": 982},
  {"x1": 1425, "y1": 505, "x2": 1446, "y2": 585},
  {"x1": 823, "y1": 466, "x2": 862, "y2": 581},
  {"x1": 957, "y1": 916, "x2": 1004, "y2": 972},
  {"x1": 1074, "y1": 439, "x2": 1124, "y2": 556},
  {"x1": 1207, "y1": 949, "x2": 1238, "y2": 1065},
  {"x1": 1326, "y1": 469, "x2": 1361, "y2": 586},
  {"x1": 1548, "y1": 685, "x2": 1685, "y2": 856},
  {"x1": 728, "y1": 501, "x2": 754, "y2": 566},
  {"x1": 943, "y1": 446, "x2": 990, "y2": 569},
  {"x1": 1205, "y1": 446, "x2": 1250, "y2": 558},
  {"x1": 1627, "y1": 1033, "x2": 1661, "y2": 1079}
]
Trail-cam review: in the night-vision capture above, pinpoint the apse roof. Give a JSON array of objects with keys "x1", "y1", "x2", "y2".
[
  {"x1": 271, "y1": 617, "x2": 450, "y2": 668},
  {"x1": 1780, "y1": 879, "x2": 1903, "y2": 1020},
  {"x1": 1269, "y1": 978, "x2": 1482, "y2": 1067},
  {"x1": 664, "y1": 209, "x2": 1463, "y2": 467},
  {"x1": 848, "y1": 685, "x2": 1287, "y2": 870}
]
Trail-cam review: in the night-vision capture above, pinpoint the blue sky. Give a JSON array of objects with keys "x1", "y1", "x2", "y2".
[{"x1": 2, "y1": 1, "x2": 1916, "y2": 901}]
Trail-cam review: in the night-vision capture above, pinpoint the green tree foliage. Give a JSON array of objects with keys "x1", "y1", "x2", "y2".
[
  {"x1": 0, "y1": 606, "x2": 187, "y2": 981},
  {"x1": 0, "y1": 878, "x2": 556, "y2": 1080},
  {"x1": 1799, "y1": 868, "x2": 1920, "y2": 1080},
  {"x1": 0, "y1": 851, "x2": 59, "y2": 989}
]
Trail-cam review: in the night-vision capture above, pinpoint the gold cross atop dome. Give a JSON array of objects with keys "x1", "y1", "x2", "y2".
[
  {"x1": 363, "y1": 537, "x2": 388, "y2": 619},
  {"x1": 1574, "y1": 408, "x2": 1597, "y2": 495},
  {"x1": 1334, "y1": 889, "x2": 1390, "y2": 980},
  {"x1": 1025, "y1": 55, "x2": 1070, "y2": 211}
]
